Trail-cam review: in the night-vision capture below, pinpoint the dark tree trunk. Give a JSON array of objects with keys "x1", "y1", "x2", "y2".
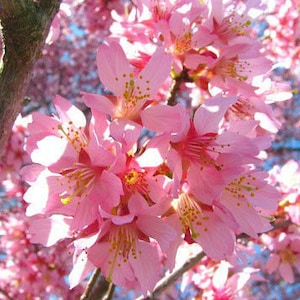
[{"x1": 0, "y1": 0, "x2": 61, "y2": 155}]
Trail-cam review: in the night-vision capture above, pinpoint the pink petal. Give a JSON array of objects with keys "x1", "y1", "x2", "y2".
[
  {"x1": 20, "y1": 164, "x2": 46, "y2": 183},
  {"x1": 137, "y1": 215, "x2": 177, "y2": 252},
  {"x1": 227, "y1": 271, "x2": 251, "y2": 292},
  {"x1": 136, "y1": 134, "x2": 170, "y2": 167},
  {"x1": 82, "y1": 92, "x2": 115, "y2": 116},
  {"x1": 279, "y1": 262, "x2": 294, "y2": 283},
  {"x1": 129, "y1": 240, "x2": 161, "y2": 296},
  {"x1": 69, "y1": 250, "x2": 95, "y2": 289},
  {"x1": 212, "y1": 261, "x2": 229, "y2": 289},
  {"x1": 141, "y1": 103, "x2": 189, "y2": 137},
  {"x1": 70, "y1": 199, "x2": 98, "y2": 231},
  {"x1": 97, "y1": 42, "x2": 132, "y2": 96},
  {"x1": 30, "y1": 135, "x2": 71, "y2": 166},
  {"x1": 266, "y1": 253, "x2": 280, "y2": 273},
  {"x1": 194, "y1": 96, "x2": 237, "y2": 135},
  {"x1": 23, "y1": 177, "x2": 51, "y2": 216},
  {"x1": 29, "y1": 215, "x2": 72, "y2": 246},
  {"x1": 90, "y1": 170, "x2": 123, "y2": 212},
  {"x1": 220, "y1": 196, "x2": 272, "y2": 237},
  {"x1": 188, "y1": 164, "x2": 226, "y2": 205},
  {"x1": 128, "y1": 193, "x2": 150, "y2": 214},
  {"x1": 137, "y1": 47, "x2": 172, "y2": 98},
  {"x1": 194, "y1": 211, "x2": 235, "y2": 259},
  {"x1": 88, "y1": 241, "x2": 135, "y2": 287},
  {"x1": 110, "y1": 119, "x2": 142, "y2": 152},
  {"x1": 53, "y1": 95, "x2": 86, "y2": 128}
]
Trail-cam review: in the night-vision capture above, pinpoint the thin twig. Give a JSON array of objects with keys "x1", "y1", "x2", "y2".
[
  {"x1": 80, "y1": 268, "x2": 101, "y2": 300},
  {"x1": 0, "y1": 288, "x2": 14, "y2": 300},
  {"x1": 138, "y1": 251, "x2": 206, "y2": 300},
  {"x1": 103, "y1": 283, "x2": 115, "y2": 300},
  {"x1": 137, "y1": 219, "x2": 292, "y2": 299},
  {"x1": 167, "y1": 67, "x2": 193, "y2": 106}
]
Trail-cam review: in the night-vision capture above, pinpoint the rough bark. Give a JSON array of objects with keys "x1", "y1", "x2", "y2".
[{"x1": 0, "y1": 0, "x2": 61, "y2": 155}]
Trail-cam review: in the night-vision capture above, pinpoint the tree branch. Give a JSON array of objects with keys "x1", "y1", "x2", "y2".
[
  {"x1": 102, "y1": 283, "x2": 115, "y2": 300},
  {"x1": 136, "y1": 219, "x2": 292, "y2": 299},
  {"x1": 0, "y1": 287, "x2": 13, "y2": 300},
  {"x1": 137, "y1": 251, "x2": 206, "y2": 300},
  {"x1": 80, "y1": 268, "x2": 101, "y2": 300},
  {"x1": 0, "y1": 0, "x2": 61, "y2": 155}
]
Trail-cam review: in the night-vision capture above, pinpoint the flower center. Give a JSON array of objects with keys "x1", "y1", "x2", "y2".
[
  {"x1": 280, "y1": 248, "x2": 297, "y2": 265},
  {"x1": 151, "y1": 1, "x2": 169, "y2": 22},
  {"x1": 58, "y1": 163, "x2": 97, "y2": 204},
  {"x1": 216, "y1": 12, "x2": 251, "y2": 38},
  {"x1": 216, "y1": 56, "x2": 250, "y2": 81},
  {"x1": 172, "y1": 131, "x2": 224, "y2": 170},
  {"x1": 124, "y1": 169, "x2": 149, "y2": 195},
  {"x1": 227, "y1": 13, "x2": 251, "y2": 35},
  {"x1": 174, "y1": 32, "x2": 192, "y2": 55},
  {"x1": 230, "y1": 97, "x2": 253, "y2": 119}
]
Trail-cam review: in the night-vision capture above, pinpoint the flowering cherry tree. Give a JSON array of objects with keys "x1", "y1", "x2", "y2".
[{"x1": 1, "y1": 0, "x2": 300, "y2": 299}]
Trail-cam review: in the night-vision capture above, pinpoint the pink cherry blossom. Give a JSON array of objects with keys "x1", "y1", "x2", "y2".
[
  {"x1": 262, "y1": 230, "x2": 300, "y2": 283},
  {"x1": 202, "y1": 261, "x2": 260, "y2": 299},
  {"x1": 3, "y1": 0, "x2": 296, "y2": 298},
  {"x1": 82, "y1": 42, "x2": 172, "y2": 140},
  {"x1": 170, "y1": 182, "x2": 236, "y2": 260},
  {"x1": 0, "y1": 209, "x2": 84, "y2": 299},
  {"x1": 141, "y1": 95, "x2": 261, "y2": 200},
  {"x1": 22, "y1": 95, "x2": 124, "y2": 231},
  {"x1": 269, "y1": 160, "x2": 300, "y2": 225},
  {"x1": 216, "y1": 169, "x2": 280, "y2": 237},
  {"x1": 88, "y1": 202, "x2": 176, "y2": 295},
  {"x1": 205, "y1": 0, "x2": 259, "y2": 46},
  {"x1": 262, "y1": 0, "x2": 300, "y2": 74}
]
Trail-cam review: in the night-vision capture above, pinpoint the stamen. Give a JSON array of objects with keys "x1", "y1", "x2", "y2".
[
  {"x1": 173, "y1": 193, "x2": 202, "y2": 239},
  {"x1": 230, "y1": 97, "x2": 253, "y2": 119},
  {"x1": 57, "y1": 121, "x2": 87, "y2": 152},
  {"x1": 107, "y1": 224, "x2": 137, "y2": 281},
  {"x1": 216, "y1": 12, "x2": 251, "y2": 38},
  {"x1": 172, "y1": 132, "x2": 224, "y2": 170},
  {"x1": 124, "y1": 169, "x2": 149, "y2": 195},
  {"x1": 280, "y1": 249, "x2": 297, "y2": 264},
  {"x1": 117, "y1": 73, "x2": 151, "y2": 119},
  {"x1": 217, "y1": 57, "x2": 251, "y2": 81},
  {"x1": 225, "y1": 174, "x2": 259, "y2": 200},
  {"x1": 175, "y1": 32, "x2": 192, "y2": 55},
  {"x1": 58, "y1": 163, "x2": 97, "y2": 205}
]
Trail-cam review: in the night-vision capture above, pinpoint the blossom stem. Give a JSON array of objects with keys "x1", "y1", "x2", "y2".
[
  {"x1": 103, "y1": 283, "x2": 115, "y2": 300},
  {"x1": 80, "y1": 268, "x2": 101, "y2": 300},
  {"x1": 167, "y1": 67, "x2": 193, "y2": 106}
]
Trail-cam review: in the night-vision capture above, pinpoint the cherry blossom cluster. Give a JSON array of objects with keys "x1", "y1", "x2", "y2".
[
  {"x1": 258, "y1": 159, "x2": 300, "y2": 284},
  {"x1": 0, "y1": 115, "x2": 31, "y2": 203},
  {"x1": 0, "y1": 116, "x2": 84, "y2": 299},
  {"x1": 0, "y1": 210, "x2": 84, "y2": 299},
  {"x1": 154, "y1": 241, "x2": 263, "y2": 299},
  {"x1": 261, "y1": 0, "x2": 300, "y2": 75},
  {"x1": 19, "y1": 0, "x2": 289, "y2": 296},
  {"x1": 155, "y1": 160, "x2": 300, "y2": 298}
]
